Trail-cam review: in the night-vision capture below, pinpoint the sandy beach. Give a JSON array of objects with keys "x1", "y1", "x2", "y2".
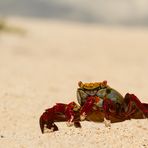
[{"x1": 0, "y1": 17, "x2": 148, "y2": 148}]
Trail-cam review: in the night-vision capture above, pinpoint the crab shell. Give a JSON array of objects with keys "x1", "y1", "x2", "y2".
[{"x1": 77, "y1": 81, "x2": 124, "y2": 107}]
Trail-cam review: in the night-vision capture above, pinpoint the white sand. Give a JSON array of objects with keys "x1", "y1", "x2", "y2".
[{"x1": 0, "y1": 17, "x2": 148, "y2": 148}]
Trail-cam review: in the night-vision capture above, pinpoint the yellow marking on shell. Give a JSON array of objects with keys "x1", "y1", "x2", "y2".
[{"x1": 78, "y1": 81, "x2": 108, "y2": 90}]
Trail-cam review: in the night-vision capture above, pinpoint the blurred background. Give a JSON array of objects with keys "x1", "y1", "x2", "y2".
[
  {"x1": 0, "y1": 0, "x2": 148, "y2": 25},
  {"x1": 0, "y1": 0, "x2": 148, "y2": 100}
]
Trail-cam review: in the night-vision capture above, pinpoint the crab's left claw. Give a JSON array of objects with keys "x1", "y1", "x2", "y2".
[
  {"x1": 39, "y1": 107, "x2": 59, "y2": 133},
  {"x1": 39, "y1": 102, "x2": 82, "y2": 133}
]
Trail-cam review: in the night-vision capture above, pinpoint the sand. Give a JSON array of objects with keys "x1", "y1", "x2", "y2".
[{"x1": 0, "y1": 17, "x2": 148, "y2": 148}]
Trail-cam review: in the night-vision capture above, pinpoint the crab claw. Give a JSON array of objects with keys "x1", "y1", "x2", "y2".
[
  {"x1": 39, "y1": 103, "x2": 68, "y2": 133},
  {"x1": 39, "y1": 107, "x2": 59, "y2": 133},
  {"x1": 39, "y1": 101, "x2": 82, "y2": 133}
]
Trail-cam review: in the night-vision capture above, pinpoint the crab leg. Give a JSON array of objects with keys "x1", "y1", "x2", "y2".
[
  {"x1": 102, "y1": 98, "x2": 115, "y2": 127},
  {"x1": 102, "y1": 93, "x2": 148, "y2": 121},
  {"x1": 122, "y1": 93, "x2": 148, "y2": 119}
]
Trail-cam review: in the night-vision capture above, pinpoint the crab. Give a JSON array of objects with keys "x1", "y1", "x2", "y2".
[{"x1": 39, "y1": 81, "x2": 148, "y2": 133}]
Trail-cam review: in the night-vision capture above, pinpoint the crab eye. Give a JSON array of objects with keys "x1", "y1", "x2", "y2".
[{"x1": 106, "y1": 88, "x2": 111, "y2": 94}]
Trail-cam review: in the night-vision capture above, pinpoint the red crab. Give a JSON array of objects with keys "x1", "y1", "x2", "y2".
[{"x1": 39, "y1": 81, "x2": 148, "y2": 133}]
